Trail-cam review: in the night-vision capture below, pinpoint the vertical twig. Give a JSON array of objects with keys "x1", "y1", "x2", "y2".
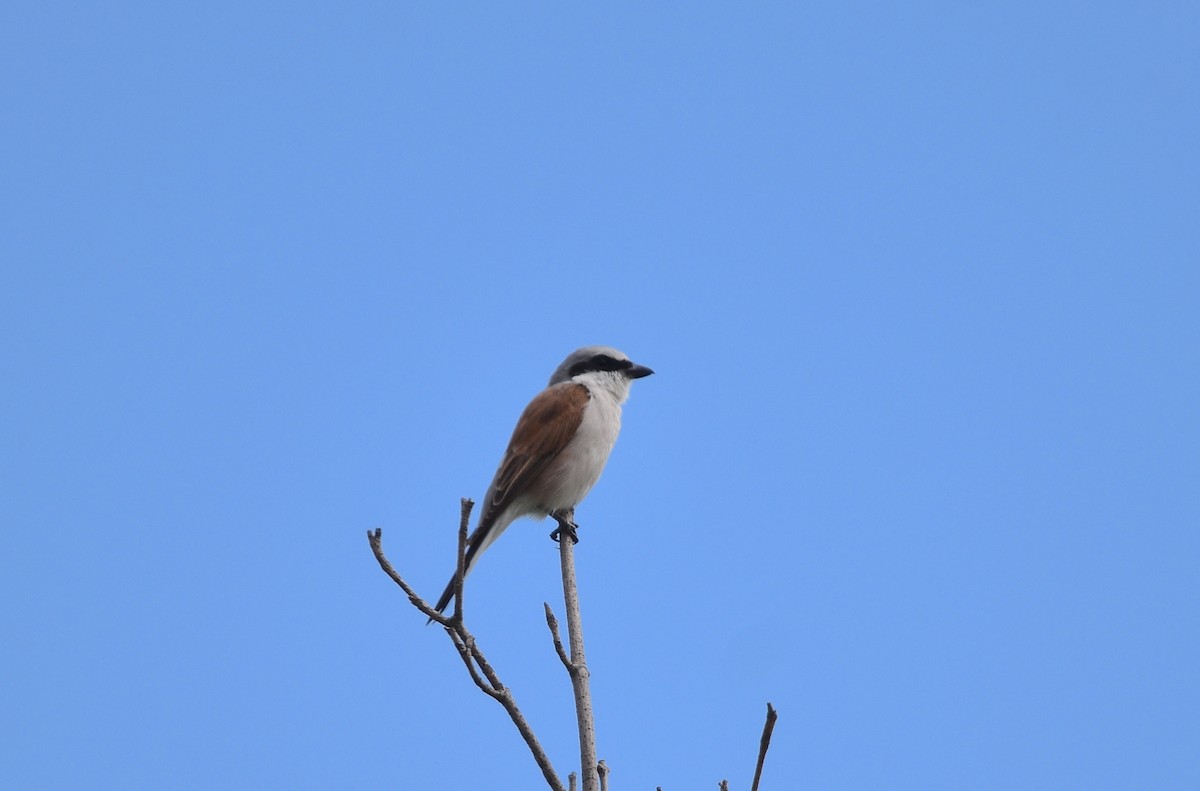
[
  {"x1": 750, "y1": 702, "x2": 778, "y2": 791},
  {"x1": 452, "y1": 498, "x2": 468, "y2": 622},
  {"x1": 555, "y1": 511, "x2": 598, "y2": 791}
]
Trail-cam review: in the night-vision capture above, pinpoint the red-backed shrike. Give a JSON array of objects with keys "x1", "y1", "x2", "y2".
[{"x1": 433, "y1": 346, "x2": 653, "y2": 615}]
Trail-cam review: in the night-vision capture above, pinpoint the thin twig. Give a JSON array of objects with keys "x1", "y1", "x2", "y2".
[
  {"x1": 597, "y1": 760, "x2": 609, "y2": 791},
  {"x1": 367, "y1": 528, "x2": 450, "y2": 626},
  {"x1": 554, "y1": 510, "x2": 598, "y2": 791},
  {"x1": 367, "y1": 507, "x2": 566, "y2": 791},
  {"x1": 452, "y1": 498, "x2": 468, "y2": 623},
  {"x1": 544, "y1": 604, "x2": 572, "y2": 670},
  {"x1": 569, "y1": 772, "x2": 577, "y2": 791},
  {"x1": 447, "y1": 630, "x2": 501, "y2": 700},
  {"x1": 719, "y1": 781, "x2": 730, "y2": 791},
  {"x1": 750, "y1": 702, "x2": 778, "y2": 791},
  {"x1": 464, "y1": 634, "x2": 507, "y2": 692}
]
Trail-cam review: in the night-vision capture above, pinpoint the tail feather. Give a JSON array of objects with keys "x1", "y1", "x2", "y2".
[
  {"x1": 430, "y1": 538, "x2": 479, "y2": 617},
  {"x1": 427, "y1": 512, "x2": 514, "y2": 622}
]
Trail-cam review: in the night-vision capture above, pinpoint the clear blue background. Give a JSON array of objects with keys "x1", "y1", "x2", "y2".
[{"x1": 3, "y1": 3, "x2": 1197, "y2": 789}]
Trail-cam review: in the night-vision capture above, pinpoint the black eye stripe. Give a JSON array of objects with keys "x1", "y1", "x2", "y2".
[{"x1": 568, "y1": 354, "x2": 632, "y2": 377}]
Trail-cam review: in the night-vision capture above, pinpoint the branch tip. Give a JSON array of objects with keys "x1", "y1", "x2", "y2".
[{"x1": 750, "y1": 701, "x2": 779, "y2": 791}]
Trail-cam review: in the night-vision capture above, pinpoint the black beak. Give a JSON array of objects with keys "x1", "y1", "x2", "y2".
[{"x1": 626, "y1": 363, "x2": 654, "y2": 379}]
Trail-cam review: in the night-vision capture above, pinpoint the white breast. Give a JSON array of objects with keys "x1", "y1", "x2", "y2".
[{"x1": 539, "y1": 385, "x2": 623, "y2": 512}]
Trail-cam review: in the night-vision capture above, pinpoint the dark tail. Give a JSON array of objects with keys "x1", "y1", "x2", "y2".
[
  {"x1": 430, "y1": 576, "x2": 458, "y2": 621},
  {"x1": 427, "y1": 520, "x2": 491, "y2": 624}
]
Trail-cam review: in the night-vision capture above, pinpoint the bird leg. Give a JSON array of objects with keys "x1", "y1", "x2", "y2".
[{"x1": 549, "y1": 508, "x2": 580, "y2": 544}]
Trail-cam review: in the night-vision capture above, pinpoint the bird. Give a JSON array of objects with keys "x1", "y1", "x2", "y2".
[{"x1": 432, "y1": 345, "x2": 653, "y2": 617}]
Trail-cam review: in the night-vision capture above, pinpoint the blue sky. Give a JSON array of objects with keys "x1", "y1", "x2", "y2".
[{"x1": 3, "y1": 3, "x2": 1198, "y2": 789}]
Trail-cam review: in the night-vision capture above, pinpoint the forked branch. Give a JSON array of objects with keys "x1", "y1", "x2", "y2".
[
  {"x1": 367, "y1": 500, "x2": 565, "y2": 791},
  {"x1": 370, "y1": 501, "x2": 778, "y2": 791}
]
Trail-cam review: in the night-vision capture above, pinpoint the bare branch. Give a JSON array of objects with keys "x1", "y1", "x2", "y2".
[
  {"x1": 462, "y1": 633, "x2": 506, "y2": 693},
  {"x1": 553, "y1": 510, "x2": 598, "y2": 791},
  {"x1": 453, "y1": 498, "x2": 469, "y2": 622},
  {"x1": 367, "y1": 528, "x2": 450, "y2": 626},
  {"x1": 597, "y1": 760, "x2": 609, "y2": 791},
  {"x1": 367, "y1": 509, "x2": 566, "y2": 791},
  {"x1": 568, "y1": 773, "x2": 577, "y2": 791},
  {"x1": 446, "y1": 630, "x2": 501, "y2": 700},
  {"x1": 719, "y1": 781, "x2": 730, "y2": 791},
  {"x1": 750, "y1": 702, "x2": 778, "y2": 791},
  {"x1": 544, "y1": 603, "x2": 572, "y2": 671}
]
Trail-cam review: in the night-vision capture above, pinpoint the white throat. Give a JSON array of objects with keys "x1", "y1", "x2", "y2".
[{"x1": 572, "y1": 370, "x2": 633, "y2": 404}]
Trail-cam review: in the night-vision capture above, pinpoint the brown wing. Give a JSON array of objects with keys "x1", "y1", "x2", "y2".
[
  {"x1": 479, "y1": 381, "x2": 590, "y2": 526},
  {"x1": 432, "y1": 382, "x2": 590, "y2": 617}
]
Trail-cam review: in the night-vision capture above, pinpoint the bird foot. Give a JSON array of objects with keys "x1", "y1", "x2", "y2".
[{"x1": 549, "y1": 511, "x2": 580, "y2": 544}]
